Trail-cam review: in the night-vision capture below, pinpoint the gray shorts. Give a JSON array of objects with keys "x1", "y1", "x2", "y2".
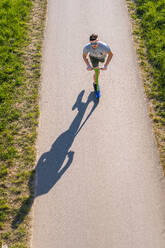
[{"x1": 89, "y1": 55, "x2": 105, "y2": 68}]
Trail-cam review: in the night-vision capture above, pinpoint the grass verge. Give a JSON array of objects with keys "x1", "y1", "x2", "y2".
[
  {"x1": 126, "y1": 0, "x2": 165, "y2": 171},
  {"x1": 0, "y1": 0, "x2": 47, "y2": 247}
]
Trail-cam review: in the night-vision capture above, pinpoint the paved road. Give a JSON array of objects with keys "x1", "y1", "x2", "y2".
[{"x1": 31, "y1": 0, "x2": 165, "y2": 247}]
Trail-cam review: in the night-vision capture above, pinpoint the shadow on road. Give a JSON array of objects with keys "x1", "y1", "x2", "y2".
[
  {"x1": 35, "y1": 90, "x2": 98, "y2": 196},
  {"x1": 12, "y1": 90, "x2": 98, "y2": 228}
]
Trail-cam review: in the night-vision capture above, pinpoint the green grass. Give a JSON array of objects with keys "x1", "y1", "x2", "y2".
[
  {"x1": 136, "y1": 0, "x2": 165, "y2": 102},
  {"x1": 0, "y1": 0, "x2": 32, "y2": 232},
  {"x1": 0, "y1": 0, "x2": 47, "y2": 246},
  {"x1": 126, "y1": 0, "x2": 165, "y2": 169}
]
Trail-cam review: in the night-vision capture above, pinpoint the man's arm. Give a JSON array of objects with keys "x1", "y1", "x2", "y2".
[
  {"x1": 103, "y1": 51, "x2": 113, "y2": 70},
  {"x1": 83, "y1": 53, "x2": 92, "y2": 70},
  {"x1": 83, "y1": 53, "x2": 90, "y2": 66}
]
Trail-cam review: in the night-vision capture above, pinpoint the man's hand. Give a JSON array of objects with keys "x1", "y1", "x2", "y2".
[
  {"x1": 87, "y1": 65, "x2": 92, "y2": 71},
  {"x1": 102, "y1": 65, "x2": 108, "y2": 70}
]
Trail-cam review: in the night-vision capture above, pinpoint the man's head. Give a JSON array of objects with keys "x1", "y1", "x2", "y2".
[{"x1": 89, "y1": 33, "x2": 99, "y2": 49}]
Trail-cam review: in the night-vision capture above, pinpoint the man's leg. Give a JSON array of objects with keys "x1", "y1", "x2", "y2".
[
  {"x1": 89, "y1": 56, "x2": 101, "y2": 91},
  {"x1": 89, "y1": 56, "x2": 99, "y2": 83},
  {"x1": 93, "y1": 70, "x2": 100, "y2": 83},
  {"x1": 92, "y1": 59, "x2": 105, "y2": 83}
]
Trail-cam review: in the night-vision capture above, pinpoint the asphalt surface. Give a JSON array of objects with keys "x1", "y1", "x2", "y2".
[{"x1": 31, "y1": 0, "x2": 165, "y2": 247}]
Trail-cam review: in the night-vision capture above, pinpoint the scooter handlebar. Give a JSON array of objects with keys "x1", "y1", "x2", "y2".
[{"x1": 92, "y1": 67, "x2": 104, "y2": 70}]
